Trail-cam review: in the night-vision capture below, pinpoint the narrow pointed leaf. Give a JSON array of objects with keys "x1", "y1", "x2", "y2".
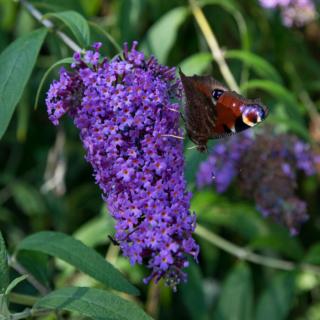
[
  {"x1": 35, "y1": 287, "x2": 152, "y2": 320},
  {"x1": 5, "y1": 275, "x2": 28, "y2": 295},
  {"x1": 142, "y1": 7, "x2": 189, "y2": 64},
  {"x1": 43, "y1": 11, "x2": 90, "y2": 47},
  {"x1": 180, "y1": 262, "x2": 207, "y2": 320},
  {"x1": 34, "y1": 57, "x2": 73, "y2": 110},
  {"x1": 17, "y1": 231, "x2": 139, "y2": 296},
  {"x1": 179, "y1": 53, "x2": 212, "y2": 75},
  {"x1": 255, "y1": 273, "x2": 295, "y2": 320},
  {"x1": 214, "y1": 263, "x2": 253, "y2": 320},
  {"x1": 0, "y1": 28, "x2": 47, "y2": 138},
  {"x1": 225, "y1": 50, "x2": 282, "y2": 83},
  {"x1": 0, "y1": 232, "x2": 9, "y2": 293}
]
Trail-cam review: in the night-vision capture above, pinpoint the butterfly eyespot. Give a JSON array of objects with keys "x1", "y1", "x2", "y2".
[
  {"x1": 179, "y1": 70, "x2": 269, "y2": 151},
  {"x1": 242, "y1": 104, "x2": 266, "y2": 127},
  {"x1": 212, "y1": 89, "x2": 224, "y2": 102}
]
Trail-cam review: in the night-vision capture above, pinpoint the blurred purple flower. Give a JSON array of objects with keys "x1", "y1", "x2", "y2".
[
  {"x1": 46, "y1": 42, "x2": 199, "y2": 290},
  {"x1": 259, "y1": 0, "x2": 317, "y2": 27},
  {"x1": 197, "y1": 130, "x2": 319, "y2": 234},
  {"x1": 197, "y1": 132, "x2": 252, "y2": 192}
]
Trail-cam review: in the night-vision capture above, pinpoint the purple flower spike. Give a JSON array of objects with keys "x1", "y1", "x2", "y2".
[
  {"x1": 197, "y1": 129, "x2": 318, "y2": 234},
  {"x1": 259, "y1": 0, "x2": 316, "y2": 27},
  {"x1": 46, "y1": 42, "x2": 199, "y2": 289}
]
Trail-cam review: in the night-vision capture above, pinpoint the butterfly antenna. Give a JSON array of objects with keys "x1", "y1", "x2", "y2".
[{"x1": 187, "y1": 145, "x2": 197, "y2": 150}]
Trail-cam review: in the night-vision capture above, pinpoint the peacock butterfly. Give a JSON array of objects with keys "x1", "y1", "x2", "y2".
[{"x1": 179, "y1": 70, "x2": 268, "y2": 152}]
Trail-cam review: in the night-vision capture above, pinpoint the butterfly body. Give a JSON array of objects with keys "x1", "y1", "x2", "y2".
[{"x1": 179, "y1": 70, "x2": 268, "y2": 152}]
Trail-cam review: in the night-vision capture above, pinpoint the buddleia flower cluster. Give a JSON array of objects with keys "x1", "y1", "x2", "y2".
[
  {"x1": 197, "y1": 130, "x2": 319, "y2": 235},
  {"x1": 46, "y1": 42, "x2": 199, "y2": 289},
  {"x1": 259, "y1": 0, "x2": 317, "y2": 27}
]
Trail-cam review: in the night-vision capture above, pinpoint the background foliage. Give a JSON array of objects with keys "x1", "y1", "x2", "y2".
[{"x1": 0, "y1": 0, "x2": 320, "y2": 319}]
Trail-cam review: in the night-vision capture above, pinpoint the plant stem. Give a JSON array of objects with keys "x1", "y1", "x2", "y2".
[
  {"x1": 145, "y1": 282, "x2": 160, "y2": 319},
  {"x1": 10, "y1": 308, "x2": 50, "y2": 320},
  {"x1": 195, "y1": 224, "x2": 320, "y2": 275},
  {"x1": 8, "y1": 293, "x2": 39, "y2": 306},
  {"x1": 8, "y1": 255, "x2": 49, "y2": 295},
  {"x1": 19, "y1": 0, "x2": 82, "y2": 52},
  {"x1": 188, "y1": 0, "x2": 240, "y2": 92}
]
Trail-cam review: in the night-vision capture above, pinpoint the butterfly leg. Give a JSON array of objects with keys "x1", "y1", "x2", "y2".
[
  {"x1": 162, "y1": 134, "x2": 185, "y2": 140},
  {"x1": 108, "y1": 235, "x2": 120, "y2": 246},
  {"x1": 180, "y1": 111, "x2": 186, "y2": 123}
]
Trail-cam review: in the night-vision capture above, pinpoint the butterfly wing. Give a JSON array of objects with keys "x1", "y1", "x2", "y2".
[
  {"x1": 179, "y1": 70, "x2": 269, "y2": 149},
  {"x1": 179, "y1": 70, "x2": 227, "y2": 150},
  {"x1": 212, "y1": 91, "x2": 269, "y2": 138}
]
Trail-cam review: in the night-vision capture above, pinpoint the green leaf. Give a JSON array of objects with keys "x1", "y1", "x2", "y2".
[
  {"x1": 200, "y1": 0, "x2": 250, "y2": 51},
  {"x1": 118, "y1": 0, "x2": 145, "y2": 44},
  {"x1": 10, "y1": 181, "x2": 47, "y2": 216},
  {"x1": 304, "y1": 243, "x2": 320, "y2": 265},
  {"x1": 34, "y1": 57, "x2": 73, "y2": 110},
  {"x1": 73, "y1": 214, "x2": 114, "y2": 247},
  {"x1": 80, "y1": 0, "x2": 102, "y2": 16},
  {"x1": 240, "y1": 80, "x2": 305, "y2": 130},
  {"x1": 88, "y1": 22, "x2": 122, "y2": 54},
  {"x1": 214, "y1": 263, "x2": 253, "y2": 320},
  {"x1": 17, "y1": 231, "x2": 139, "y2": 296},
  {"x1": 35, "y1": 287, "x2": 152, "y2": 320},
  {"x1": 179, "y1": 53, "x2": 212, "y2": 75},
  {"x1": 17, "y1": 251, "x2": 49, "y2": 287},
  {"x1": 0, "y1": 28, "x2": 47, "y2": 139},
  {"x1": 225, "y1": 50, "x2": 282, "y2": 83},
  {"x1": 180, "y1": 262, "x2": 207, "y2": 320},
  {"x1": 192, "y1": 191, "x2": 268, "y2": 241},
  {"x1": 16, "y1": 90, "x2": 30, "y2": 142},
  {"x1": 142, "y1": 7, "x2": 189, "y2": 64},
  {"x1": 255, "y1": 273, "x2": 295, "y2": 320},
  {"x1": 0, "y1": 293, "x2": 10, "y2": 318},
  {"x1": 5, "y1": 275, "x2": 28, "y2": 295},
  {"x1": 0, "y1": 232, "x2": 9, "y2": 293},
  {"x1": 43, "y1": 11, "x2": 90, "y2": 47},
  {"x1": 249, "y1": 229, "x2": 304, "y2": 261},
  {"x1": 240, "y1": 80, "x2": 297, "y2": 107}
]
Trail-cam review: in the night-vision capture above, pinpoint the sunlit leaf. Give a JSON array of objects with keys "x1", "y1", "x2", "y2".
[
  {"x1": 73, "y1": 213, "x2": 114, "y2": 247},
  {"x1": 142, "y1": 7, "x2": 189, "y2": 64},
  {"x1": 0, "y1": 28, "x2": 47, "y2": 139},
  {"x1": 80, "y1": 0, "x2": 101, "y2": 16},
  {"x1": 179, "y1": 53, "x2": 212, "y2": 75}
]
